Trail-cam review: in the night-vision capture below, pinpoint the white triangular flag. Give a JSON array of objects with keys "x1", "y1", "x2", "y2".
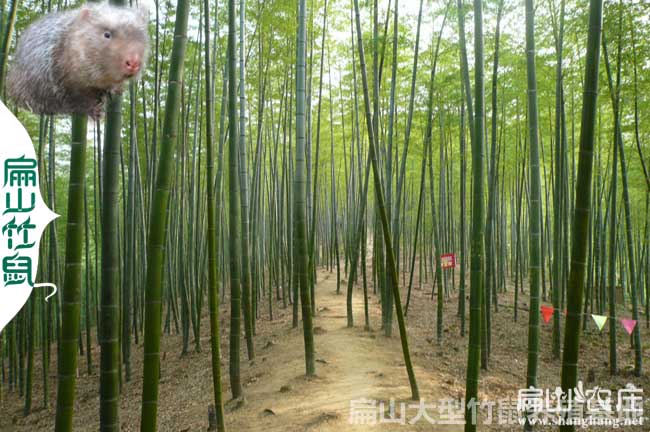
[{"x1": 591, "y1": 314, "x2": 607, "y2": 331}]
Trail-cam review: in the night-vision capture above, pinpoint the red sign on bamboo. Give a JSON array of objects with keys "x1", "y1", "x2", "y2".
[{"x1": 440, "y1": 253, "x2": 456, "y2": 269}]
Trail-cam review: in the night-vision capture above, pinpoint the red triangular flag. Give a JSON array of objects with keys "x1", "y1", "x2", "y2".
[
  {"x1": 541, "y1": 306, "x2": 554, "y2": 324},
  {"x1": 621, "y1": 319, "x2": 637, "y2": 335}
]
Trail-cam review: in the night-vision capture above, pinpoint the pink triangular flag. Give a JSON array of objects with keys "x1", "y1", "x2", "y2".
[
  {"x1": 621, "y1": 319, "x2": 637, "y2": 335},
  {"x1": 541, "y1": 306, "x2": 554, "y2": 324}
]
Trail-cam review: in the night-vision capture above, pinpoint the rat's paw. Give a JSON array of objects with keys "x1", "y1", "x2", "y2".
[
  {"x1": 110, "y1": 84, "x2": 125, "y2": 95},
  {"x1": 89, "y1": 102, "x2": 105, "y2": 120}
]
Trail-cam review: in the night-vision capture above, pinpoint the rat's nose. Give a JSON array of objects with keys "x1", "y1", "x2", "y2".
[{"x1": 123, "y1": 55, "x2": 141, "y2": 75}]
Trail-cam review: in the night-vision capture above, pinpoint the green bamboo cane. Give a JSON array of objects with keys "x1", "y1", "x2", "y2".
[
  {"x1": 459, "y1": 94, "x2": 467, "y2": 337},
  {"x1": 391, "y1": 0, "x2": 423, "y2": 280},
  {"x1": 140, "y1": 0, "x2": 191, "y2": 428},
  {"x1": 24, "y1": 297, "x2": 35, "y2": 416},
  {"x1": 382, "y1": 0, "x2": 398, "y2": 337},
  {"x1": 307, "y1": 0, "x2": 328, "y2": 309},
  {"x1": 457, "y1": 0, "x2": 473, "y2": 342},
  {"x1": 122, "y1": 81, "x2": 136, "y2": 382},
  {"x1": 550, "y1": 0, "x2": 566, "y2": 360},
  {"x1": 0, "y1": 0, "x2": 5, "y2": 58},
  {"x1": 353, "y1": 0, "x2": 418, "y2": 401},
  {"x1": 404, "y1": 134, "x2": 427, "y2": 315},
  {"x1": 295, "y1": 0, "x2": 316, "y2": 376},
  {"x1": 54, "y1": 115, "x2": 87, "y2": 431},
  {"x1": 419, "y1": 4, "x2": 450, "y2": 342},
  {"x1": 560, "y1": 0, "x2": 603, "y2": 430},
  {"x1": 84, "y1": 186, "x2": 92, "y2": 376},
  {"x1": 456, "y1": 0, "x2": 475, "y2": 141},
  {"x1": 524, "y1": 0, "x2": 542, "y2": 428},
  {"x1": 327, "y1": 56, "x2": 341, "y2": 295},
  {"x1": 630, "y1": 26, "x2": 650, "y2": 193},
  {"x1": 100, "y1": 98, "x2": 122, "y2": 432},
  {"x1": 0, "y1": 0, "x2": 18, "y2": 95},
  {"x1": 484, "y1": 0, "x2": 503, "y2": 357},
  {"x1": 604, "y1": 32, "x2": 618, "y2": 377},
  {"x1": 204, "y1": 0, "x2": 226, "y2": 427},
  {"x1": 602, "y1": 20, "x2": 643, "y2": 376},
  {"x1": 239, "y1": 0, "x2": 254, "y2": 362},
  {"x1": 227, "y1": 0, "x2": 244, "y2": 398},
  {"x1": 465, "y1": 0, "x2": 485, "y2": 428},
  {"x1": 99, "y1": 0, "x2": 128, "y2": 419}
]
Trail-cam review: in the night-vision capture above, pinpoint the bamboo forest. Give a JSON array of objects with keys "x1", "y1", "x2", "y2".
[{"x1": 0, "y1": 0, "x2": 650, "y2": 430}]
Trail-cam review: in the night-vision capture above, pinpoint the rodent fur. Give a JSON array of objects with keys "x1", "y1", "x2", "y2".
[{"x1": 7, "y1": 1, "x2": 149, "y2": 119}]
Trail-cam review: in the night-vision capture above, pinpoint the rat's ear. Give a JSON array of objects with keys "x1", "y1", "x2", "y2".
[
  {"x1": 135, "y1": 1, "x2": 151, "y2": 24},
  {"x1": 79, "y1": 5, "x2": 93, "y2": 20}
]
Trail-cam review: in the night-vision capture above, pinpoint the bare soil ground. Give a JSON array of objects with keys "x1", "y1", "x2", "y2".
[
  {"x1": 404, "y1": 269, "x2": 650, "y2": 431},
  {"x1": 1, "y1": 267, "x2": 648, "y2": 431}
]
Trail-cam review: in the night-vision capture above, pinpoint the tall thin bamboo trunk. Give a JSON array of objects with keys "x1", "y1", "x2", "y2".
[
  {"x1": 239, "y1": 0, "x2": 254, "y2": 362},
  {"x1": 464, "y1": 0, "x2": 485, "y2": 428},
  {"x1": 54, "y1": 115, "x2": 87, "y2": 431},
  {"x1": 560, "y1": 1, "x2": 603, "y2": 430},
  {"x1": 203, "y1": 0, "x2": 226, "y2": 427},
  {"x1": 99, "y1": 0, "x2": 126, "y2": 424},
  {"x1": 227, "y1": 0, "x2": 244, "y2": 398},
  {"x1": 140, "y1": 0, "x2": 191, "y2": 428},
  {"x1": 524, "y1": 0, "x2": 542, "y2": 428},
  {"x1": 295, "y1": 0, "x2": 316, "y2": 377},
  {"x1": 602, "y1": 14, "x2": 643, "y2": 375},
  {"x1": 353, "y1": 0, "x2": 418, "y2": 401}
]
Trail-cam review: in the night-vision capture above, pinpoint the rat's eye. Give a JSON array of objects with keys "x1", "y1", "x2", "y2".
[{"x1": 104, "y1": 31, "x2": 112, "y2": 39}]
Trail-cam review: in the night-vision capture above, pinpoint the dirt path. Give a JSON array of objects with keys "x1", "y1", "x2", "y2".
[
  {"x1": 225, "y1": 270, "x2": 464, "y2": 432},
  {"x1": 1, "y1": 269, "x2": 465, "y2": 431}
]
